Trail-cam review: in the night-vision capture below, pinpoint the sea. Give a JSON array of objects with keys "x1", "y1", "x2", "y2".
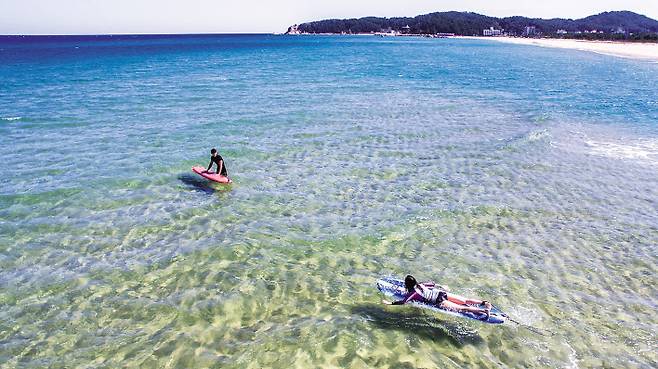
[{"x1": 0, "y1": 34, "x2": 656, "y2": 368}]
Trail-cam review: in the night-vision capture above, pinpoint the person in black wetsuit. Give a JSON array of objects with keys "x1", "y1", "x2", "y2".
[{"x1": 206, "y1": 148, "x2": 228, "y2": 177}]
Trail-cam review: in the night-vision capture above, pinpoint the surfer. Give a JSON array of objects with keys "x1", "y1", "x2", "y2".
[
  {"x1": 382, "y1": 275, "x2": 492, "y2": 319},
  {"x1": 205, "y1": 148, "x2": 228, "y2": 177}
]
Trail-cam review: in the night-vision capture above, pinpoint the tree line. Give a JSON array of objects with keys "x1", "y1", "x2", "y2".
[{"x1": 295, "y1": 11, "x2": 658, "y2": 40}]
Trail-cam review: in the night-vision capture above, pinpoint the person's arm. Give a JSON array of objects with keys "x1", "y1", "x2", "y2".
[
  {"x1": 207, "y1": 159, "x2": 213, "y2": 172},
  {"x1": 382, "y1": 291, "x2": 419, "y2": 305}
]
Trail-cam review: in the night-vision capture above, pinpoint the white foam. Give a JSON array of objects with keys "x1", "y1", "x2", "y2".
[
  {"x1": 585, "y1": 139, "x2": 658, "y2": 162},
  {"x1": 1, "y1": 116, "x2": 21, "y2": 121},
  {"x1": 527, "y1": 129, "x2": 551, "y2": 142},
  {"x1": 563, "y1": 343, "x2": 580, "y2": 369},
  {"x1": 505, "y1": 305, "x2": 542, "y2": 326}
]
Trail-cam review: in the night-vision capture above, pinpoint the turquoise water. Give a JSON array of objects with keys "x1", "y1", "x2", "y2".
[{"x1": 1, "y1": 35, "x2": 657, "y2": 368}]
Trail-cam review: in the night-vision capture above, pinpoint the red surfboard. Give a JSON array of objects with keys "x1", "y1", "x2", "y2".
[{"x1": 192, "y1": 166, "x2": 232, "y2": 184}]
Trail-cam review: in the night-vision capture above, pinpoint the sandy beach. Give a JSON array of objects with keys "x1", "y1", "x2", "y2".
[{"x1": 466, "y1": 36, "x2": 658, "y2": 61}]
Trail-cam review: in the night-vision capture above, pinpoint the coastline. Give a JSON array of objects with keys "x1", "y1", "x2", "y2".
[
  {"x1": 463, "y1": 36, "x2": 658, "y2": 61},
  {"x1": 285, "y1": 33, "x2": 658, "y2": 61}
]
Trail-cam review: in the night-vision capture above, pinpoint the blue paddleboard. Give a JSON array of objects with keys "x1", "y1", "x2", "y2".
[{"x1": 377, "y1": 276, "x2": 507, "y2": 324}]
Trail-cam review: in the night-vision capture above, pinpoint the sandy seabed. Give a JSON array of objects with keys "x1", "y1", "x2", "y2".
[{"x1": 464, "y1": 36, "x2": 658, "y2": 61}]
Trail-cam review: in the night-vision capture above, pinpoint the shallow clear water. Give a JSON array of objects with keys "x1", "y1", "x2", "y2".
[{"x1": 0, "y1": 35, "x2": 657, "y2": 368}]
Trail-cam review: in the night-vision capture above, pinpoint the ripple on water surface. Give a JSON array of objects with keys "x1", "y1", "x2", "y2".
[{"x1": 0, "y1": 36, "x2": 657, "y2": 368}]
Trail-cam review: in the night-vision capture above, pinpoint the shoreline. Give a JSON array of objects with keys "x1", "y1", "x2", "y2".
[
  {"x1": 285, "y1": 33, "x2": 658, "y2": 61},
  {"x1": 462, "y1": 36, "x2": 658, "y2": 62}
]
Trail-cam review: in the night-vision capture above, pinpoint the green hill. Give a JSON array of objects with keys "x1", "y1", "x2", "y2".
[{"x1": 292, "y1": 11, "x2": 658, "y2": 40}]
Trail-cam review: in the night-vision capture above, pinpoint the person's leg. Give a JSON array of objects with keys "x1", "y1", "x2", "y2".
[
  {"x1": 459, "y1": 305, "x2": 489, "y2": 320},
  {"x1": 460, "y1": 305, "x2": 486, "y2": 314}
]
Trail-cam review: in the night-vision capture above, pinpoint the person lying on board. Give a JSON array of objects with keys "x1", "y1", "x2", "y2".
[
  {"x1": 205, "y1": 148, "x2": 228, "y2": 177},
  {"x1": 381, "y1": 275, "x2": 492, "y2": 319}
]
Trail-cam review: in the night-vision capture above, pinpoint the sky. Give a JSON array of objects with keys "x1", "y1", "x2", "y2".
[{"x1": 1, "y1": 0, "x2": 657, "y2": 35}]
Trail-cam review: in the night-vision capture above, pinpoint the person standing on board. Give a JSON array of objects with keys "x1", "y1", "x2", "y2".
[{"x1": 205, "y1": 148, "x2": 228, "y2": 177}]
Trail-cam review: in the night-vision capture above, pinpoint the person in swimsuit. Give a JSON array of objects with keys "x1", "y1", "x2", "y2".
[
  {"x1": 382, "y1": 275, "x2": 492, "y2": 319},
  {"x1": 205, "y1": 148, "x2": 228, "y2": 177},
  {"x1": 381, "y1": 275, "x2": 441, "y2": 305}
]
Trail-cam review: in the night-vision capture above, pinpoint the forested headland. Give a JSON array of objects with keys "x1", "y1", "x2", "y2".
[{"x1": 288, "y1": 11, "x2": 658, "y2": 41}]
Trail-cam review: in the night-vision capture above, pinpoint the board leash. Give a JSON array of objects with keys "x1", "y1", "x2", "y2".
[{"x1": 502, "y1": 314, "x2": 556, "y2": 337}]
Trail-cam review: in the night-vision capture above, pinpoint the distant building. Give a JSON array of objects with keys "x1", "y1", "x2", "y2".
[
  {"x1": 613, "y1": 27, "x2": 626, "y2": 34},
  {"x1": 401, "y1": 25, "x2": 411, "y2": 34},
  {"x1": 556, "y1": 29, "x2": 568, "y2": 35},
  {"x1": 483, "y1": 27, "x2": 503, "y2": 36},
  {"x1": 523, "y1": 26, "x2": 537, "y2": 36},
  {"x1": 375, "y1": 29, "x2": 399, "y2": 36}
]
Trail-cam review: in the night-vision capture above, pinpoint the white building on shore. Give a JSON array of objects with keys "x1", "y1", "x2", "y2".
[
  {"x1": 483, "y1": 27, "x2": 503, "y2": 36},
  {"x1": 523, "y1": 26, "x2": 537, "y2": 36}
]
